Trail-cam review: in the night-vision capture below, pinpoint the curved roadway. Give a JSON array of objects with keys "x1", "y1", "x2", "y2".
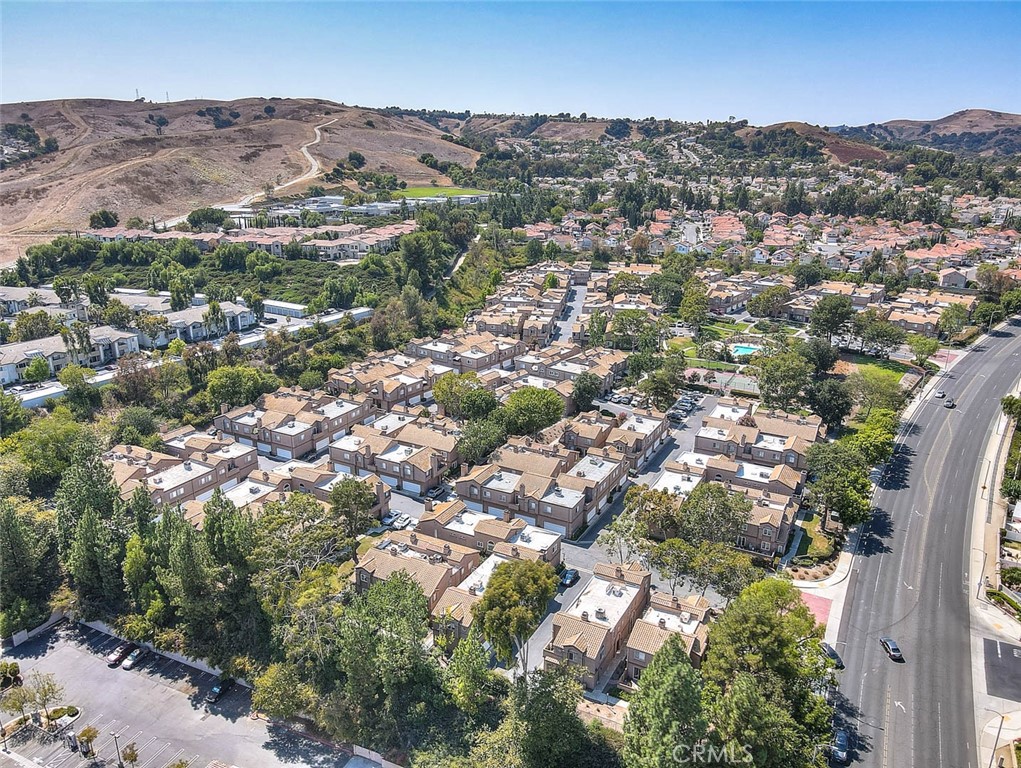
[{"x1": 838, "y1": 319, "x2": 1021, "y2": 766}]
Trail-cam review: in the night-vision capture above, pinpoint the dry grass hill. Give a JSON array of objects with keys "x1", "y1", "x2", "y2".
[
  {"x1": 741, "y1": 121, "x2": 888, "y2": 164},
  {"x1": 0, "y1": 97, "x2": 480, "y2": 262},
  {"x1": 840, "y1": 109, "x2": 1021, "y2": 156}
]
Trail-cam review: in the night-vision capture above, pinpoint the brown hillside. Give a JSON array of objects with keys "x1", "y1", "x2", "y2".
[
  {"x1": 745, "y1": 121, "x2": 887, "y2": 164},
  {"x1": 0, "y1": 97, "x2": 479, "y2": 262},
  {"x1": 881, "y1": 109, "x2": 1021, "y2": 138}
]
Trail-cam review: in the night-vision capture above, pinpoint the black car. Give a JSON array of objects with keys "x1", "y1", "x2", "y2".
[
  {"x1": 205, "y1": 677, "x2": 235, "y2": 704},
  {"x1": 822, "y1": 642, "x2": 844, "y2": 670},
  {"x1": 830, "y1": 729, "x2": 851, "y2": 764},
  {"x1": 879, "y1": 636, "x2": 904, "y2": 661},
  {"x1": 560, "y1": 569, "x2": 580, "y2": 588}
]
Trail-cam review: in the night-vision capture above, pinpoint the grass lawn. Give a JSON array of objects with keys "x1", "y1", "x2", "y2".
[
  {"x1": 847, "y1": 354, "x2": 912, "y2": 385},
  {"x1": 796, "y1": 512, "x2": 836, "y2": 560},
  {"x1": 688, "y1": 358, "x2": 740, "y2": 372},
  {"x1": 699, "y1": 320, "x2": 753, "y2": 342},
  {"x1": 393, "y1": 186, "x2": 489, "y2": 198}
]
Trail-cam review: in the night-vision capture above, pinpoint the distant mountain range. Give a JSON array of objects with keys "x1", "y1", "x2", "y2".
[{"x1": 831, "y1": 109, "x2": 1021, "y2": 156}]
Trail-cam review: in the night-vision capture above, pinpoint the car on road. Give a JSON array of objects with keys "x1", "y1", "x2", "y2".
[
  {"x1": 560, "y1": 569, "x2": 580, "y2": 588},
  {"x1": 205, "y1": 677, "x2": 235, "y2": 704},
  {"x1": 830, "y1": 729, "x2": 851, "y2": 764},
  {"x1": 943, "y1": 398, "x2": 956, "y2": 409},
  {"x1": 392, "y1": 514, "x2": 412, "y2": 530},
  {"x1": 106, "y1": 641, "x2": 137, "y2": 666},
  {"x1": 879, "y1": 636, "x2": 904, "y2": 661},
  {"x1": 821, "y1": 642, "x2": 844, "y2": 670},
  {"x1": 121, "y1": 647, "x2": 148, "y2": 670},
  {"x1": 934, "y1": 390, "x2": 946, "y2": 399}
]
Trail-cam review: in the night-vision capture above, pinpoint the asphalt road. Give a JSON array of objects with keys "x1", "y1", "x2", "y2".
[{"x1": 837, "y1": 319, "x2": 1021, "y2": 767}]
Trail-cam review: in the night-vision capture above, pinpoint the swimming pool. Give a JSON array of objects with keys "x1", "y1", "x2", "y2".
[{"x1": 730, "y1": 343, "x2": 763, "y2": 356}]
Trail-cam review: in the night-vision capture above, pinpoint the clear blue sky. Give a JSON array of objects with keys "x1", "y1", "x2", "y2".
[{"x1": 3, "y1": 2, "x2": 1019, "y2": 125}]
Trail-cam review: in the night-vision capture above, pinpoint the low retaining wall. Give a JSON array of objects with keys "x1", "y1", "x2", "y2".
[
  {"x1": 4, "y1": 609, "x2": 67, "y2": 647},
  {"x1": 352, "y1": 745, "x2": 403, "y2": 768}
]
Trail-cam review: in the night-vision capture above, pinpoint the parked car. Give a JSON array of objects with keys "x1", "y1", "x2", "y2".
[
  {"x1": 879, "y1": 637, "x2": 904, "y2": 661},
  {"x1": 943, "y1": 398, "x2": 956, "y2": 409},
  {"x1": 205, "y1": 677, "x2": 235, "y2": 704},
  {"x1": 830, "y1": 729, "x2": 851, "y2": 764},
  {"x1": 821, "y1": 642, "x2": 844, "y2": 670},
  {"x1": 426, "y1": 485, "x2": 447, "y2": 500},
  {"x1": 106, "y1": 642, "x2": 137, "y2": 666},
  {"x1": 560, "y1": 569, "x2": 580, "y2": 588},
  {"x1": 381, "y1": 512, "x2": 398, "y2": 527},
  {"x1": 121, "y1": 647, "x2": 148, "y2": 670},
  {"x1": 392, "y1": 514, "x2": 412, "y2": 530},
  {"x1": 934, "y1": 390, "x2": 947, "y2": 399}
]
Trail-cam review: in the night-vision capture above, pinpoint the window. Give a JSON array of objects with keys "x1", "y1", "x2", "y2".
[
  {"x1": 483, "y1": 491, "x2": 491, "y2": 499},
  {"x1": 787, "y1": 454, "x2": 796, "y2": 464},
  {"x1": 470, "y1": 487, "x2": 479, "y2": 497},
  {"x1": 529, "y1": 501, "x2": 537, "y2": 511},
  {"x1": 763, "y1": 528, "x2": 772, "y2": 538},
  {"x1": 404, "y1": 466, "x2": 412, "y2": 476},
  {"x1": 756, "y1": 450, "x2": 764, "y2": 457},
  {"x1": 635, "y1": 650, "x2": 646, "y2": 662},
  {"x1": 344, "y1": 452, "x2": 350, "y2": 459},
  {"x1": 761, "y1": 541, "x2": 771, "y2": 552},
  {"x1": 499, "y1": 494, "x2": 507, "y2": 502},
  {"x1": 544, "y1": 505, "x2": 552, "y2": 513}
]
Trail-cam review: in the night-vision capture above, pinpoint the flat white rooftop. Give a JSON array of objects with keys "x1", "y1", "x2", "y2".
[
  {"x1": 566, "y1": 574, "x2": 640, "y2": 628},
  {"x1": 566, "y1": 454, "x2": 618, "y2": 484}
]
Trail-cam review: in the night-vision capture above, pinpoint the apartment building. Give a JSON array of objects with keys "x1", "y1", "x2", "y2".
[
  {"x1": 355, "y1": 529, "x2": 479, "y2": 610},
  {"x1": 543, "y1": 562, "x2": 652, "y2": 690},
  {"x1": 141, "y1": 301, "x2": 258, "y2": 347},
  {"x1": 103, "y1": 440, "x2": 257, "y2": 507},
  {"x1": 605, "y1": 410, "x2": 669, "y2": 471},
  {"x1": 417, "y1": 498, "x2": 563, "y2": 568},
  {"x1": 703, "y1": 455, "x2": 804, "y2": 498},
  {"x1": 329, "y1": 421, "x2": 459, "y2": 495},
  {"x1": 0, "y1": 325, "x2": 141, "y2": 385},
  {"x1": 455, "y1": 464, "x2": 587, "y2": 538},
  {"x1": 326, "y1": 353, "x2": 443, "y2": 412},
  {"x1": 694, "y1": 410, "x2": 824, "y2": 471},
  {"x1": 624, "y1": 593, "x2": 712, "y2": 683},
  {"x1": 214, "y1": 388, "x2": 375, "y2": 459},
  {"x1": 406, "y1": 331, "x2": 526, "y2": 374}
]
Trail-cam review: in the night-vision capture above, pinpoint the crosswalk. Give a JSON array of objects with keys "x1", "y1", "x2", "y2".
[{"x1": 13, "y1": 715, "x2": 201, "y2": 768}]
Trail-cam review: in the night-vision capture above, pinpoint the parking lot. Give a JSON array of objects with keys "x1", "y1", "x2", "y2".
[{"x1": 1, "y1": 623, "x2": 361, "y2": 768}]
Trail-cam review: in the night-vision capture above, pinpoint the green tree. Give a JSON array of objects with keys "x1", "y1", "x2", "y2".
[
  {"x1": 458, "y1": 417, "x2": 507, "y2": 465},
  {"x1": 937, "y1": 302, "x2": 968, "y2": 340},
  {"x1": 678, "y1": 279, "x2": 710, "y2": 336},
  {"x1": 88, "y1": 209, "x2": 119, "y2": 228},
  {"x1": 329, "y1": 477, "x2": 377, "y2": 555},
  {"x1": 12, "y1": 310, "x2": 60, "y2": 342},
  {"x1": 472, "y1": 559, "x2": 558, "y2": 671},
  {"x1": 460, "y1": 388, "x2": 498, "y2": 421},
  {"x1": 794, "y1": 337, "x2": 837, "y2": 378},
  {"x1": 66, "y1": 506, "x2": 124, "y2": 614},
  {"x1": 0, "y1": 390, "x2": 29, "y2": 438},
  {"x1": 747, "y1": 285, "x2": 791, "y2": 318},
  {"x1": 623, "y1": 634, "x2": 707, "y2": 768},
  {"x1": 55, "y1": 436, "x2": 121, "y2": 556},
  {"x1": 807, "y1": 441, "x2": 872, "y2": 528},
  {"x1": 503, "y1": 387, "x2": 564, "y2": 436},
  {"x1": 434, "y1": 371, "x2": 482, "y2": 419},
  {"x1": 805, "y1": 378, "x2": 853, "y2": 431},
  {"x1": 809, "y1": 295, "x2": 854, "y2": 342},
  {"x1": 23, "y1": 356, "x2": 50, "y2": 383},
  {"x1": 252, "y1": 662, "x2": 310, "y2": 719},
  {"x1": 754, "y1": 350, "x2": 812, "y2": 411},
  {"x1": 587, "y1": 309, "x2": 608, "y2": 347},
  {"x1": 906, "y1": 333, "x2": 939, "y2": 366},
  {"x1": 571, "y1": 371, "x2": 602, "y2": 412},
  {"x1": 445, "y1": 627, "x2": 491, "y2": 717},
  {"x1": 848, "y1": 368, "x2": 904, "y2": 419},
  {"x1": 974, "y1": 301, "x2": 1006, "y2": 329},
  {"x1": 206, "y1": 365, "x2": 280, "y2": 408},
  {"x1": 514, "y1": 665, "x2": 588, "y2": 768}
]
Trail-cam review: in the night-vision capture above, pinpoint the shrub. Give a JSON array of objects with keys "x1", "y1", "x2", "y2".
[
  {"x1": 988, "y1": 589, "x2": 1021, "y2": 614},
  {"x1": 1002, "y1": 567, "x2": 1021, "y2": 590}
]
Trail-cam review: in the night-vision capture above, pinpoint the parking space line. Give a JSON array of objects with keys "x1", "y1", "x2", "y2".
[
  {"x1": 156, "y1": 747, "x2": 184, "y2": 768},
  {"x1": 138, "y1": 741, "x2": 170, "y2": 768}
]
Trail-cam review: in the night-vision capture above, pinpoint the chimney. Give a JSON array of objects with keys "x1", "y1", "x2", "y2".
[
  {"x1": 615, "y1": 565, "x2": 623, "y2": 579},
  {"x1": 216, "y1": 430, "x2": 223, "y2": 440},
  {"x1": 201, "y1": 452, "x2": 208, "y2": 461},
  {"x1": 658, "y1": 617, "x2": 667, "y2": 628},
  {"x1": 262, "y1": 471, "x2": 269, "y2": 480},
  {"x1": 410, "y1": 532, "x2": 418, "y2": 544},
  {"x1": 220, "y1": 403, "x2": 229, "y2": 415},
  {"x1": 581, "y1": 611, "x2": 589, "y2": 622},
  {"x1": 460, "y1": 464, "x2": 470, "y2": 477},
  {"x1": 443, "y1": 544, "x2": 451, "y2": 555},
  {"x1": 424, "y1": 499, "x2": 434, "y2": 512}
]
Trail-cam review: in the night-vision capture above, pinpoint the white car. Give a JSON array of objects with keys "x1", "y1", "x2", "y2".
[
  {"x1": 381, "y1": 512, "x2": 398, "y2": 527},
  {"x1": 392, "y1": 514, "x2": 412, "y2": 530},
  {"x1": 934, "y1": 390, "x2": 947, "y2": 399}
]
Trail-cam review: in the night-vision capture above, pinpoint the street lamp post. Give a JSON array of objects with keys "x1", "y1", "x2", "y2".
[
  {"x1": 111, "y1": 731, "x2": 124, "y2": 768},
  {"x1": 1, "y1": 712, "x2": 8, "y2": 752}
]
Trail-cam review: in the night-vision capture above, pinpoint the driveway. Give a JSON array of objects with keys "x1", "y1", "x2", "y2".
[
  {"x1": 1, "y1": 623, "x2": 358, "y2": 768},
  {"x1": 552, "y1": 285, "x2": 587, "y2": 342},
  {"x1": 513, "y1": 569, "x2": 595, "y2": 676}
]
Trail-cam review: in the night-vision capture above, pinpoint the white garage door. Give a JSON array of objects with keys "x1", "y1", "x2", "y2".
[
  {"x1": 543, "y1": 522, "x2": 567, "y2": 535},
  {"x1": 333, "y1": 463, "x2": 352, "y2": 475},
  {"x1": 380, "y1": 475, "x2": 398, "y2": 488},
  {"x1": 276, "y1": 447, "x2": 293, "y2": 460},
  {"x1": 517, "y1": 514, "x2": 536, "y2": 526},
  {"x1": 464, "y1": 500, "x2": 483, "y2": 513},
  {"x1": 315, "y1": 438, "x2": 328, "y2": 452},
  {"x1": 257, "y1": 442, "x2": 272, "y2": 453},
  {"x1": 238, "y1": 437, "x2": 253, "y2": 447},
  {"x1": 403, "y1": 481, "x2": 421, "y2": 495}
]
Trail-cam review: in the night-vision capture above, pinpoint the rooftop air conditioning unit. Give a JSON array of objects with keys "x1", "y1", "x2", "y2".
[{"x1": 595, "y1": 607, "x2": 607, "y2": 620}]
